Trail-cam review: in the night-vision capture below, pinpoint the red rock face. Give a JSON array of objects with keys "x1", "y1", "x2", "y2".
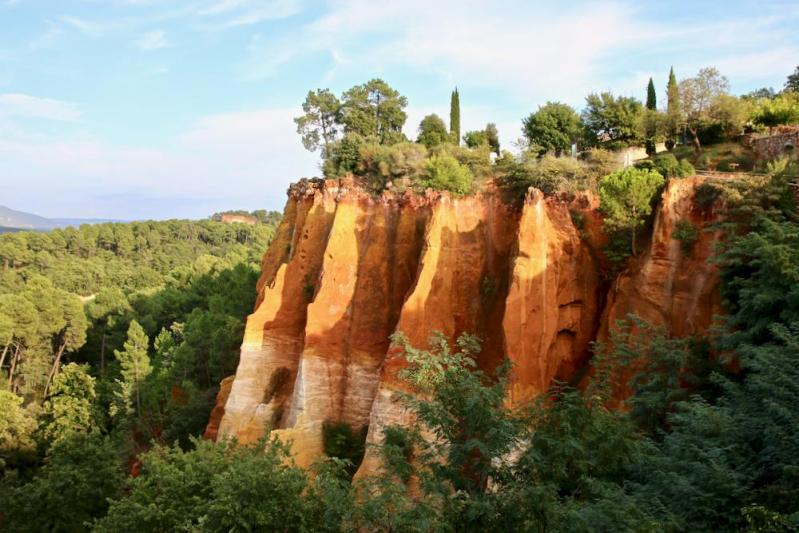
[{"x1": 208, "y1": 175, "x2": 722, "y2": 474}]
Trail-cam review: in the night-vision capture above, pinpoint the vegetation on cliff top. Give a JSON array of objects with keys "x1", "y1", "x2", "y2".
[{"x1": 293, "y1": 65, "x2": 798, "y2": 201}]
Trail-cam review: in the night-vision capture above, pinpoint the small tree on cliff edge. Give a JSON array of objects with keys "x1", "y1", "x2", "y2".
[
  {"x1": 450, "y1": 88, "x2": 461, "y2": 145},
  {"x1": 599, "y1": 167, "x2": 665, "y2": 256}
]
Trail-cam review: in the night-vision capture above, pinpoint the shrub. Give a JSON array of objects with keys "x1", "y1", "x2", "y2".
[
  {"x1": 672, "y1": 220, "x2": 699, "y2": 253},
  {"x1": 323, "y1": 134, "x2": 364, "y2": 177},
  {"x1": 641, "y1": 154, "x2": 695, "y2": 179},
  {"x1": 322, "y1": 421, "x2": 368, "y2": 476},
  {"x1": 499, "y1": 155, "x2": 589, "y2": 198},
  {"x1": 694, "y1": 182, "x2": 724, "y2": 212},
  {"x1": 653, "y1": 153, "x2": 681, "y2": 178},
  {"x1": 679, "y1": 158, "x2": 696, "y2": 176},
  {"x1": 583, "y1": 148, "x2": 620, "y2": 184},
  {"x1": 442, "y1": 143, "x2": 493, "y2": 180},
  {"x1": 419, "y1": 153, "x2": 474, "y2": 194},
  {"x1": 357, "y1": 142, "x2": 427, "y2": 192}
]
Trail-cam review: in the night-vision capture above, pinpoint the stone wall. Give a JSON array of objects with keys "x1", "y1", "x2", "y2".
[{"x1": 749, "y1": 127, "x2": 799, "y2": 161}]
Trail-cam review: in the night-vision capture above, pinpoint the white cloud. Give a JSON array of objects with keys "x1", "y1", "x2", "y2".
[
  {"x1": 60, "y1": 15, "x2": 118, "y2": 36},
  {"x1": 137, "y1": 30, "x2": 171, "y2": 50},
  {"x1": 0, "y1": 94, "x2": 81, "y2": 122},
  {"x1": 0, "y1": 106, "x2": 319, "y2": 218},
  {"x1": 197, "y1": 0, "x2": 302, "y2": 28}
]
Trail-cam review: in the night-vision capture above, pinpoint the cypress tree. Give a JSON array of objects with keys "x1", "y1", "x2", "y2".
[
  {"x1": 450, "y1": 88, "x2": 460, "y2": 145},
  {"x1": 645, "y1": 77, "x2": 657, "y2": 156},
  {"x1": 646, "y1": 77, "x2": 657, "y2": 110},
  {"x1": 666, "y1": 67, "x2": 680, "y2": 151}
]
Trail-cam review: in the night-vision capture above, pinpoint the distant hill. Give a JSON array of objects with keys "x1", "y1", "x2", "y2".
[{"x1": 0, "y1": 205, "x2": 121, "y2": 232}]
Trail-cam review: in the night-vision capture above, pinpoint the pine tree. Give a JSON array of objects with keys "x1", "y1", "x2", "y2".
[
  {"x1": 450, "y1": 88, "x2": 460, "y2": 145},
  {"x1": 111, "y1": 320, "x2": 151, "y2": 418},
  {"x1": 666, "y1": 67, "x2": 680, "y2": 151}
]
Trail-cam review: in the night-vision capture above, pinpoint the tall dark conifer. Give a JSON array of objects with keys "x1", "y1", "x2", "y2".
[
  {"x1": 666, "y1": 67, "x2": 680, "y2": 151},
  {"x1": 646, "y1": 77, "x2": 657, "y2": 110},
  {"x1": 450, "y1": 88, "x2": 460, "y2": 145},
  {"x1": 645, "y1": 77, "x2": 657, "y2": 156}
]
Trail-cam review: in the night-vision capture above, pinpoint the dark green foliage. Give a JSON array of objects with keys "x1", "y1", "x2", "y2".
[
  {"x1": 498, "y1": 155, "x2": 591, "y2": 198},
  {"x1": 94, "y1": 438, "x2": 313, "y2": 532},
  {"x1": 638, "y1": 153, "x2": 693, "y2": 179},
  {"x1": 646, "y1": 77, "x2": 657, "y2": 110},
  {"x1": 341, "y1": 79, "x2": 408, "y2": 144},
  {"x1": 582, "y1": 92, "x2": 643, "y2": 149},
  {"x1": 462, "y1": 129, "x2": 487, "y2": 148},
  {"x1": 666, "y1": 67, "x2": 680, "y2": 151},
  {"x1": 485, "y1": 123, "x2": 500, "y2": 156},
  {"x1": 522, "y1": 101, "x2": 582, "y2": 156},
  {"x1": 322, "y1": 421, "x2": 367, "y2": 476},
  {"x1": 419, "y1": 153, "x2": 474, "y2": 193},
  {"x1": 294, "y1": 89, "x2": 343, "y2": 154},
  {"x1": 694, "y1": 181, "x2": 724, "y2": 212},
  {"x1": 599, "y1": 167, "x2": 665, "y2": 256},
  {"x1": 645, "y1": 77, "x2": 658, "y2": 156},
  {"x1": 323, "y1": 133, "x2": 365, "y2": 177},
  {"x1": 416, "y1": 114, "x2": 449, "y2": 149},
  {"x1": 672, "y1": 219, "x2": 699, "y2": 253},
  {"x1": 0, "y1": 433, "x2": 126, "y2": 533},
  {"x1": 450, "y1": 87, "x2": 460, "y2": 145},
  {"x1": 786, "y1": 65, "x2": 799, "y2": 92}
]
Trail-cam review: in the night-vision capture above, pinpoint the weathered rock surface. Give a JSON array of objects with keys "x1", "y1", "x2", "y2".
[
  {"x1": 600, "y1": 176, "x2": 723, "y2": 339},
  {"x1": 208, "y1": 175, "x2": 722, "y2": 475}
]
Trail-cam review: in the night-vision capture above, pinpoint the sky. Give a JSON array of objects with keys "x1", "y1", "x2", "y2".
[{"x1": 1, "y1": 0, "x2": 797, "y2": 220}]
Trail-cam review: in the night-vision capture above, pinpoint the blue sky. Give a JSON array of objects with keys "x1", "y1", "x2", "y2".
[{"x1": 1, "y1": 0, "x2": 797, "y2": 220}]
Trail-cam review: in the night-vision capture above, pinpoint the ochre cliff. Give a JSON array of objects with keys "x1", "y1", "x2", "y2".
[
  {"x1": 600, "y1": 176, "x2": 723, "y2": 339},
  {"x1": 209, "y1": 175, "x2": 724, "y2": 475}
]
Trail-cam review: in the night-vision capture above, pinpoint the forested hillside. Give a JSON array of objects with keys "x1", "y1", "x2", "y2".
[{"x1": 0, "y1": 216, "x2": 280, "y2": 486}]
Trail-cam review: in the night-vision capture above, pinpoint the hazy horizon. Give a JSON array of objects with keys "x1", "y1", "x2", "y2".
[{"x1": 2, "y1": 0, "x2": 797, "y2": 220}]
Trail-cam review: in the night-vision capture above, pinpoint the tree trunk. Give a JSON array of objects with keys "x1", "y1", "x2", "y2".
[
  {"x1": 100, "y1": 330, "x2": 106, "y2": 377},
  {"x1": 8, "y1": 345, "x2": 20, "y2": 391},
  {"x1": 0, "y1": 343, "x2": 9, "y2": 375},
  {"x1": 44, "y1": 342, "x2": 67, "y2": 397},
  {"x1": 690, "y1": 126, "x2": 701, "y2": 155}
]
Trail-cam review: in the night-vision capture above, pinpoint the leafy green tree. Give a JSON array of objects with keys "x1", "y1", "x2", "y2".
[
  {"x1": 522, "y1": 102, "x2": 582, "y2": 156},
  {"x1": 598, "y1": 167, "x2": 665, "y2": 255},
  {"x1": 753, "y1": 93, "x2": 799, "y2": 133},
  {"x1": 416, "y1": 113, "x2": 449, "y2": 148},
  {"x1": 419, "y1": 153, "x2": 474, "y2": 193},
  {"x1": 323, "y1": 133, "x2": 364, "y2": 177},
  {"x1": 450, "y1": 87, "x2": 460, "y2": 145},
  {"x1": 111, "y1": 320, "x2": 151, "y2": 419},
  {"x1": 462, "y1": 129, "x2": 488, "y2": 148},
  {"x1": 785, "y1": 65, "x2": 799, "y2": 93},
  {"x1": 294, "y1": 89, "x2": 342, "y2": 155},
  {"x1": 41, "y1": 363, "x2": 98, "y2": 445},
  {"x1": 0, "y1": 390, "x2": 37, "y2": 468},
  {"x1": 0, "y1": 433, "x2": 125, "y2": 533},
  {"x1": 356, "y1": 141, "x2": 428, "y2": 192},
  {"x1": 95, "y1": 438, "x2": 314, "y2": 532},
  {"x1": 666, "y1": 67, "x2": 681, "y2": 150},
  {"x1": 582, "y1": 92, "x2": 644, "y2": 149},
  {"x1": 383, "y1": 332, "x2": 522, "y2": 530},
  {"x1": 679, "y1": 67, "x2": 730, "y2": 153},
  {"x1": 341, "y1": 79, "x2": 408, "y2": 144}
]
